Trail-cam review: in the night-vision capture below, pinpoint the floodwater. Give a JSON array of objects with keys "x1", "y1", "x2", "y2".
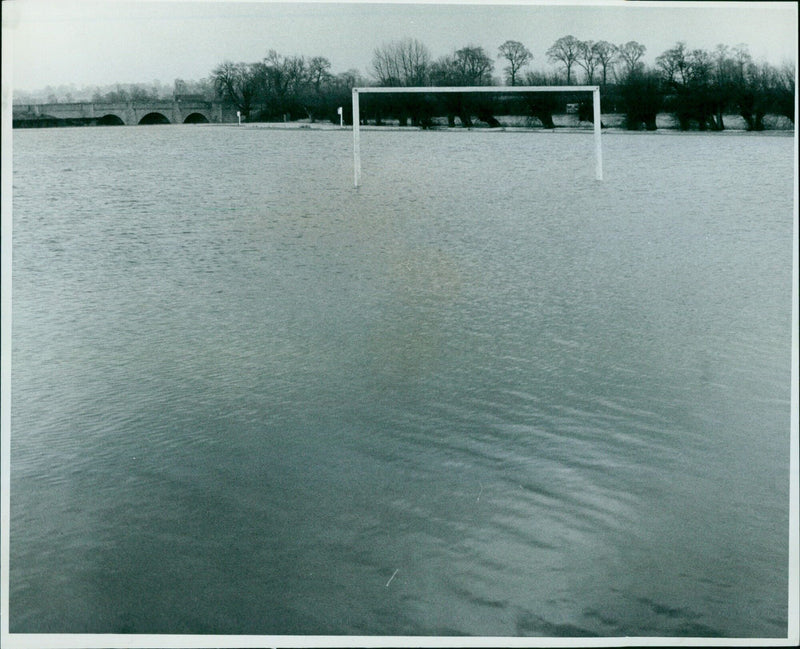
[{"x1": 9, "y1": 124, "x2": 794, "y2": 637}]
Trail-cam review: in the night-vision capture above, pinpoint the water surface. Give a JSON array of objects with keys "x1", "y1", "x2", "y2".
[{"x1": 10, "y1": 125, "x2": 794, "y2": 636}]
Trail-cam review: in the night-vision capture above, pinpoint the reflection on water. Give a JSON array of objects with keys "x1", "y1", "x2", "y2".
[{"x1": 10, "y1": 125, "x2": 794, "y2": 636}]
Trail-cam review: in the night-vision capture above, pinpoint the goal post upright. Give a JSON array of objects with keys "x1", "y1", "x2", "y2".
[
  {"x1": 352, "y1": 88, "x2": 361, "y2": 188},
  {"x1": 593, "y1": 87, "x2": 603, "y2": 181},
  {"x1": 351, "y1": 85, "x2": 603, "y2": 187}
]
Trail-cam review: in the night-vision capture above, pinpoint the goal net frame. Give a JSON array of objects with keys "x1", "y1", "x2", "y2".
[{"x1": 351, "y1": 85, "x2": 603, "y2": 186}]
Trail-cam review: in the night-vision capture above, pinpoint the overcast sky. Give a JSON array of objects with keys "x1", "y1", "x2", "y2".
[{"x1": 5, "y1": 0, "x2": 798, "y2": 92}]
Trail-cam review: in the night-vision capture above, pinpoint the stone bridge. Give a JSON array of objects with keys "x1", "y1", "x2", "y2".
[{"x1": 13, "y1": 99, "x2": 239, "y2": 127}]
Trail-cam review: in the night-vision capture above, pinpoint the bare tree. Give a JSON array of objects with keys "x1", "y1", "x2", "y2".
[
  {"x1": 173, "y1": 78, "x2": 188, "y2": 96},
  {"x1": 429, "y1": 55, "x2": 458, "y2": 86},
  {"x1": 546, "y1": 35, "x2": 582, "y2": 84},
  {"x1": 427, "y1": 46, "x2": 495, "y2": 127},
  {"x1": 655, "y1": 41, "x2": 691, "y2": 87},
  {"x1": 616, "y1": 41, "x2": 647, "y2": 80},
  {"x1": 258, "y1": 50, "x2": 310, "y2": 118},
  {"x1": 453, "y1": 46, "x2": 494, "y2": 85},
  {"x1": 498, "y1": 40, "x2": 532, "y2": 86},
  {"x1": 398, "y1": 38, "x2": 431, "y2": 85},
  {"x1": 336, "y1": 69, "x2": 366, "y2": 90},
  {"x1": 656, "y1": 42, "x2": 726, "y2": 130},
  {"x1": 371, "y1": 38, "x2": 431, "y2": 86},
  {"x1": 721, "y1": 46, "x2": 792, "y2": 130},
  {"x1": 432, "y1": 46, "x2": 494, "y2": 86},
  {"x1": 731, "y1": 43, "x2": 753, "y2": 83},
  {"x1": 372, "y1": 43, "x2": 401, "y2": 86},
  {"x1": 688, "y1": 48, "x2": 714, "y2": 84},
  {"x1": 592, "y1": 41, "x2": 617, "y2": 84},
  {"x1": 575, "y1": 40, "x2": 598, "y2": 84},
  {"x1": 174, "y1": 77, "x2": 214, "y2": 100},
  {"x1": 772, "y1": 60, "x2": 795, "y2": 123},
  {"x1": 307, "y1": 56, "x2": 332, "y2": 93},
  {"x1": 211, "y1": 61, "x2": 260, "y2": 117}
]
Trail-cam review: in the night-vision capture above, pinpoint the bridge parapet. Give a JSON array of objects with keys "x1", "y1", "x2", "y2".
[{"x1": 13, "y1": 100, "x2": 238, "y2": 126}]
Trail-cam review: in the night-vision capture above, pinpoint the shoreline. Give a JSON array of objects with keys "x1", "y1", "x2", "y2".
[
  {"x1": 238, "y1": 121, "x2": 795, "y2": 136},
  {"x1": 11, "y1": 116, "x2": 794, "y2": 134}
]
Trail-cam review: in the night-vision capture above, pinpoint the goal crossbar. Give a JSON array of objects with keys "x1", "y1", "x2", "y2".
[{"x1": 351, "y1": 85, "x2": 603, "y2": 186}]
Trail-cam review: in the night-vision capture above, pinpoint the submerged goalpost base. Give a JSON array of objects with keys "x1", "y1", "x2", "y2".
[{"x1": 351, "y1": 85, "x2": 603, "y2": 187}]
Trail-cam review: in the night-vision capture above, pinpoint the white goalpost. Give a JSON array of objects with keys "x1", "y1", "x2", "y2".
[{"x1": 351, "y1": 85, "x2": 603, "y2": 187}]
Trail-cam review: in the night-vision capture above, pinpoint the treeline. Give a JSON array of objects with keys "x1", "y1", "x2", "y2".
[
  {"x1": 211, "y1": 51, "x2": 363, "y2": 123},
  {"x1": 210, "y1": 36, "x2": 795, "y2": 130},
  {"x1": 13, "y1": 79, "x2": 217, "y2": 105},
  {"x1": 87, "y1": 78, "x2": 216, "y2": 103},
  {"x1": 622, "y1": 40, "x2": 794, "y2": 130},
  {"x1": 18, "y1": 35, "x2": 793, "y2": 130},
  {"x1": 15, "y1": 80, "x2": 174, "y2": 105}
]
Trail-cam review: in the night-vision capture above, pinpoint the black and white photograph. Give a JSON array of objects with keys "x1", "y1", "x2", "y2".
[{"x1": 1, "y1": 0, "x2": 797, "y2": 646}]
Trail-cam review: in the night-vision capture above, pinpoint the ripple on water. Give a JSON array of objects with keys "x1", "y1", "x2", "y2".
[{"x1": 10, "y1": 126, "x2": 794, "y2": 636}]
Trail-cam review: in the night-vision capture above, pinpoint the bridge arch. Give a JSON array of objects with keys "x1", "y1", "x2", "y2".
[
  {"x1": 183, "y1": 112, "x2": 210, "y2": 124},
  {"x1": 138, "y1": 112, "x2": 170, "y2": 125},
  {"x1": 98, "y1": 114, "x2": 125, "y2": 126}
]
